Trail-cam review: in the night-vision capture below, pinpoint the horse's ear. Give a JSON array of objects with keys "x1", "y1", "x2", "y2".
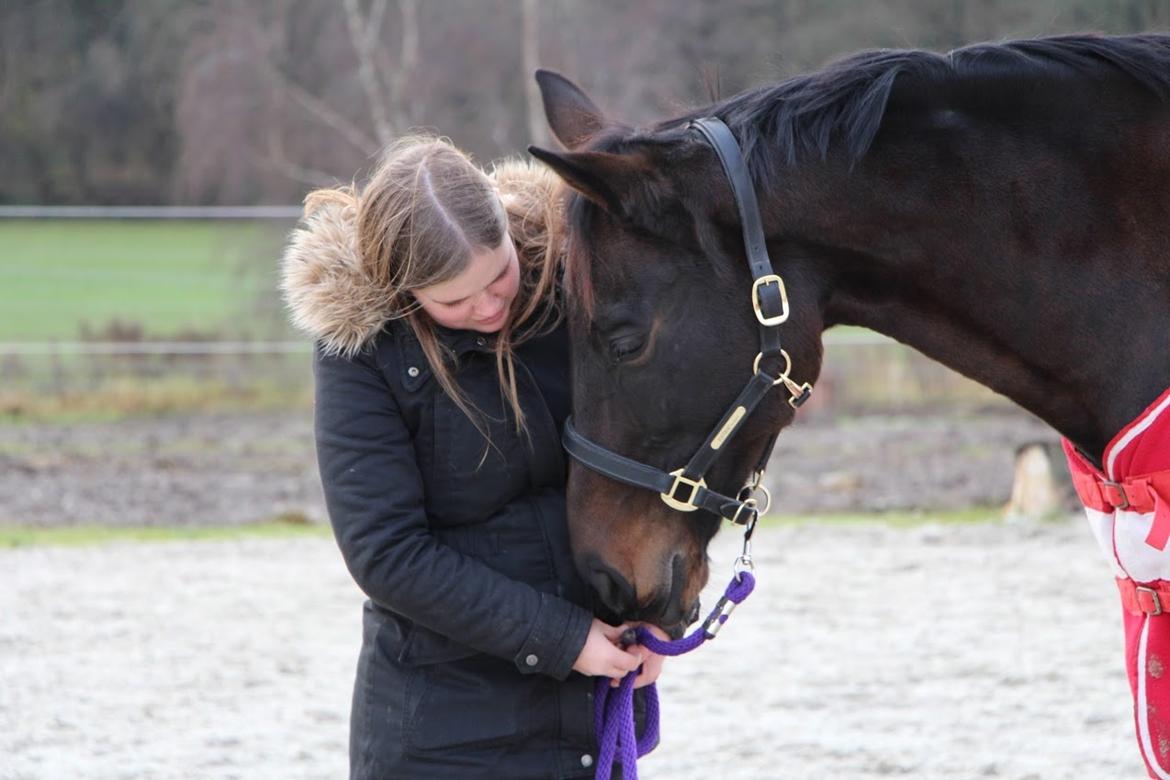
[
  {"x1": 535, "y1": 69, "x2": 606, "y2": 150},
  {"x1": 527, "y1": 146, "x2": 653, "y2": 218}
]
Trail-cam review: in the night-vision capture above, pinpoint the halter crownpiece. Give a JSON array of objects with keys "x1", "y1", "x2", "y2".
[{"x1": 562, "y1": 116, "x2": 812, "y2": 525}]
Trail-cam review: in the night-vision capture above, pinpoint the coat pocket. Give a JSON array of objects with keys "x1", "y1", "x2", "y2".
[
  {"x1": 371, "y1": 605, "x2": 480, "y2": 667},
  {"x1": 404, "y1": 656, "x2": 536, "y2": 755},
  {"x1": 398, "y1": 623, "x2": 480, "y2": 667}
]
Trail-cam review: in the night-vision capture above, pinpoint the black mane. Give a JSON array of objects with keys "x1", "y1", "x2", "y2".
[
  {"x1": 663, "y1": 33, "x2": 1170, "y2": 180},
  {"x1": 565, "y1": 33, "x2": 1170, "y2": 319}
]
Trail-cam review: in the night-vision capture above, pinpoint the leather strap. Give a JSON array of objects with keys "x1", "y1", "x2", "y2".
[
  {"x1": 688, "y1": 118, "x2": 779, "y2": 310},
  {"x1": 560, "y1": 117, "x2": 806, "y2": 526},
  {"x1": 1118, "y1": 577, "x2": 1170, "y2": 616},
  {"x1": 1069, "y1": 468, "x2": 1170, "y2": 514},
  {"x1": 683, "y1": 371, "x2": 777, "y2": 479},
  {"x1": 690, "y1": 118, "x2": 786, "y2": 355},
  {"x1": 563, "y1": 418, "x2": 751, "y2": 523}
]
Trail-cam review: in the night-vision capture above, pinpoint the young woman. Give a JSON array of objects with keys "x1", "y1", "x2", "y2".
[{"x1": 280, "y1": 136, "x2": 663, "y2": 779}]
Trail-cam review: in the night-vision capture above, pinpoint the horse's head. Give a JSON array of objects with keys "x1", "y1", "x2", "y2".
[{"x1": 531, "y1": 72, "x2": 825, "y2": 633}]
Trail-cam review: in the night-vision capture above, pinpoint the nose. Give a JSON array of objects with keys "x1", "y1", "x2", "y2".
[
  {"x1": 651, "y1": 554, "x2": 692, "y2": 630},
  {"x1": 474, "y1": 294, "x2": 504, "y2": 319},
  {"x1": 587, "y1": 561, "x2": 636, "y2": 618}
]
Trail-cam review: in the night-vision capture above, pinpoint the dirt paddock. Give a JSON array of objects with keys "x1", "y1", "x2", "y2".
[
  {"x1": 1, "y1": 516, "x2": 1144, "y2": 779},
  {"x1": 0, "y1": 407, "x2": 1056, "y2": 528}
]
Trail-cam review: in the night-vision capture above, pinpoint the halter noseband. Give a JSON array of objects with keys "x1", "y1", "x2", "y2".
[{"x1": 562, "y1": 117, "x2": 812, "y2": 527}]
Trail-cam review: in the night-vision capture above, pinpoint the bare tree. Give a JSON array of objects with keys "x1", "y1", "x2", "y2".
[
  {"x1": 342, "y1": 0, "x2": 420, "y2": 144},
  {"x1": 522, "y1": 0, "x2": 548, "y2": 147},
  {"x1": 9, "y1": 0, "x2": 1166, "y2": 205}
]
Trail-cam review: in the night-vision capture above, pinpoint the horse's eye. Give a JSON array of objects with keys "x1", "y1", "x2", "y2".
[{"x1": 609, "y1": 334, "x2": 645, "y2": 364}]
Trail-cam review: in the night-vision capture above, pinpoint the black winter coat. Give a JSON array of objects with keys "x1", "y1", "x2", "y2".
[
  {"x1": 281, "y1": 173, "x2": 652, "y2": 779},
  {"x1": 313, "y1": 318, "x2": 610, "y2": 779}
]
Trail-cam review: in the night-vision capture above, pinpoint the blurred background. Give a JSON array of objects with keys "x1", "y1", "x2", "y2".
[{"x1": 3, "y1": 0, "x2": 1167, "y2": 532}]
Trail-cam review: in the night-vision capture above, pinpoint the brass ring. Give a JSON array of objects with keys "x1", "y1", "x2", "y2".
[
  {"x1": 752, "y1": 349, "x2": 793, "y2": 387},
  {"x1": 752, "y1": 484, "x2": 773, "y2": 516}
]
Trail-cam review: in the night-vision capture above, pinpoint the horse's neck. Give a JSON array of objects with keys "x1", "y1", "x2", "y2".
[{"x1": 796, "y1": 107, "x2": 1170, "y2": 458}]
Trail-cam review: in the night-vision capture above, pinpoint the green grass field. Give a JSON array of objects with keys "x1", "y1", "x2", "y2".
[
  {"x1": 0, "y1": 219, "x2": 296, "y2": 340},
  {"x1": 0, "y1": 218, "x2": 997, "y2": 420}
]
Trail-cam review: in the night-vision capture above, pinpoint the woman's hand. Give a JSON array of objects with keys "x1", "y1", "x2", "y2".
[
  {"x1": 631, "y1": 623, "x2": 668, "y2": 689},
  {"x1": 572, "y1": 619, "x2": 644, "y2": 680}
]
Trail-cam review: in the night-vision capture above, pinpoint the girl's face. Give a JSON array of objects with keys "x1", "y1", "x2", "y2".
[{"x1": 412, "y1": 235, "x2": 521, "y2": 334}]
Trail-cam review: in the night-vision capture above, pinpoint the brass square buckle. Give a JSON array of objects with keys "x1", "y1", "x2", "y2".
[
  {"x1": 1101, "y1": 479, "x2": 1131, "y2": 510},
  {"x1": 751, "y1": 274, "x2": 790, "y2": 327},
  {"x1": 661, "y1": 468, "x2": 705, "y2": 512},
  {"x1": 1136, "y1": 585, "x2": 1163, "y2": 616}
]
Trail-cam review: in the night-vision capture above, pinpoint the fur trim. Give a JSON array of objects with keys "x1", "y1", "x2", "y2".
[
  {"x1": 279, "y1": 159, "x2": 562, "y2": 358},
  {"x1": 492, "y1": 159, "x2": 564, "y2": 270},
  {"x1": 279, "y1": 200, "x2": 394, "y2": 358}
]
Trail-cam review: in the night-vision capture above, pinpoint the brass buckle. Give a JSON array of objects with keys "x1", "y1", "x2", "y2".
[
  {"x1": 661, "y1": 468, "x2": 706, "y2": 512},
  {"x1": 751, "y1": 274, "x2": 790, "y2": 326},
  {"x1": 1136, "y1": 586, "x2": 1163, "y2": 616},
  {"x1": 753, "y1": 349, "x2": 813, "y2": 409},
  {"x1": 1101, "y1": 480, "x2": 1131, "y2": 510}
]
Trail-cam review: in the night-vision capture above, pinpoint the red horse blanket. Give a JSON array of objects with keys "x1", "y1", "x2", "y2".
[{"x1": 1063, "y1": 387, "x2": 1170, "y2": 778}]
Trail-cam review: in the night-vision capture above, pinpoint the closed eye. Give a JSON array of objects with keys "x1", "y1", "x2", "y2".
[
  {"x1": 609, "y1": 334, "x2": 645, "y2": 363},
  {"x1": 434, "y1": 264, "x2": 510, "y2": 307},
  {"x1": 608, "y1": 316, "x2": 663, "y2": 367}
]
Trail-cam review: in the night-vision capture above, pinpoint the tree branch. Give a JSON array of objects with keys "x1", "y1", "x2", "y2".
[
  {"x1": 383, "y1": 0, "x2": 419, "y2": 133},
  {"x1": 343, "y1": 0, "x2": 395, "y2": 144},
  {"x1": 262, "y1": 58, "x2": 380, "y2": 157},
  {"x1": 258, "y1": 131, "x2": 342, "y2": 188}
]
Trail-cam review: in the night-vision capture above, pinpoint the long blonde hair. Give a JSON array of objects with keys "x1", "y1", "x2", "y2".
[{"x1": 304, "y1": 135, "x2": 564, "y2": 438}]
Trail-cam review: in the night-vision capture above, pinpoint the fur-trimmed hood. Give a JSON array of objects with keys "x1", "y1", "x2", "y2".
[{"x1": 279, "y1": 159, "x2": 563, "y2": 358}]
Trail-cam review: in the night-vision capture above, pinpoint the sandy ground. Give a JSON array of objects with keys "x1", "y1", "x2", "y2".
[{"x1": 1, "y1": 517, "x2": 1145, "y2": 779}]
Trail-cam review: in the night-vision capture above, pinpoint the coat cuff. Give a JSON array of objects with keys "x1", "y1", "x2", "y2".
[{"x1": 512, "y1": 592, "x2": 593, "y2": 680}]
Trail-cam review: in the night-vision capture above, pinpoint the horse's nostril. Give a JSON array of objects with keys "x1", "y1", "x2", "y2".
[
  {"x1": 587, "y1": 563, "x2": 636, "y2": 617},
  {"x1": 687, "y1": 600, "x2": 701, "y2": 625}
]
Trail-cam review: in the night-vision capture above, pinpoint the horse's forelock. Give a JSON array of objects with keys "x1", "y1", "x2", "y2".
[{"x1": 565, "y1": 192, "x2": 597, "y2": 324}]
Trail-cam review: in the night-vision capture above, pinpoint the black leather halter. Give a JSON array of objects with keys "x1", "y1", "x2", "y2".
[{"x1": 561, "y1": 117, "x2": 813, "y2": 527}]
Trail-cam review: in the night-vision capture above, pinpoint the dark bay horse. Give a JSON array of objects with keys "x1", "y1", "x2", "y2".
[{"x1": 529, "y1": 34, "x2": 1170, "y2": 633}]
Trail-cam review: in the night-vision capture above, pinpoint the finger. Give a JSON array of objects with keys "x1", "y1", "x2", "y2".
[
  {"x1": 609, "y1": 655, "x2": 640, "y2": 681},
  {"x1": 635, "y1": 657, "x2": 663, "y2": 688},
  {"x1": 599, "y1": 622, "x2": 631, "y2": 641},
  {"x1": 615, "y1": 650, "x2": 642, "y2": 673},
  {"x1": 600, "y1": 641, "x2": 641, "y2": 668}
]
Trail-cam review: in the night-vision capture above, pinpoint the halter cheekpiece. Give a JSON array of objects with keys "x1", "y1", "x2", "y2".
[{"x1": 562, "y1": 116, "x2": 812, "y2": 528}]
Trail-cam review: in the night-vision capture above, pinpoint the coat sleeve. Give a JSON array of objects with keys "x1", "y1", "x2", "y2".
[{"x1": 312, "y1": 345, "x2": 592, "y2": 680}]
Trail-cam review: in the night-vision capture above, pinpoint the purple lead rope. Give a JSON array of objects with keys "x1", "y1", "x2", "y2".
[{"x1": 592, "y1": 571, "x2": 756, "y2": 780}]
